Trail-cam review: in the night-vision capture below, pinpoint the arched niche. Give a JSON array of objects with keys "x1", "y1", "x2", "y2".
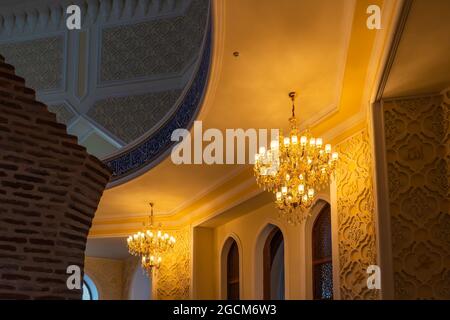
[
  {"x1": 254, "y1": 223, "x2": 286, "y2": 300},
  {"x1": 220, "y1": 235, "x2": 243, "y2": 299}
]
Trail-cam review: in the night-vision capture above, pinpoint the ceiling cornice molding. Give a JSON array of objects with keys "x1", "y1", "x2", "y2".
[
  {"x1": 90, "y1": 115, "x2": 368, "y2": 237},
  {"x1": 89, "y1": 172, "x2": 261, "y2": 237}
]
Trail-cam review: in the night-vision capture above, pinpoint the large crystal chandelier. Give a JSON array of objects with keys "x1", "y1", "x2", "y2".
[
  {"x1": 127, "y1": 203, "x2": 176, "y2": 275},
  {"x1": 254, "y1": 92, "x2": 338, "y2": 224}
]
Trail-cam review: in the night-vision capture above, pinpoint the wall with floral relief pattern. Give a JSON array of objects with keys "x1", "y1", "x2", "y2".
[
  {"x1": 155, "y1": 226, "x2": 192, "y2": 299},
  {"x1": 383, "y1": 91, "x2": 449, "y2": 299},
  {"x1": 335, "y1": 129, "x2": 379, "y2": 300}
]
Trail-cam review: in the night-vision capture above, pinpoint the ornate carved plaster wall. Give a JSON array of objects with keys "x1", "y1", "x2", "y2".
[
  {"x1": 155, "y1": 226, "x2": 191, "y2": 299},
  {"x1": 383, "y1": 91, "x2": 449, "y2": 299},
  {"x1": 335, "y1": 129, "x2": 379, "y2": 300}
]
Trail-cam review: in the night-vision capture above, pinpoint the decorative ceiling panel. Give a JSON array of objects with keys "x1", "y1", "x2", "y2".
[
  {"x1": 0, "y1": 0, "x2": 211, "y2": 185},
  {"x1": 100, "y1": 0, "x2": 208, "y2": 82},
  {"x1": 0, "y1": 36, "x2": 64, "y2": 91},
  {"x1": 88, "y1": 89, "x2": 182, "y2": 143},
  {"x1": 48, "y1": 103, "x2": 76, "y2": 125}
]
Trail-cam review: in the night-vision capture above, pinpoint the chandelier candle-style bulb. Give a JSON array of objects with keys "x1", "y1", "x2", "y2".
[
  {"x1": 316, "y1": 138, "x2": 323, "y2": 147},
  {"x1": 253, "y1": 91, "x2": 338, "y2": 224},
  {"x1": 332, "y1": 152, "x2": 339, "y2": 161},
  {"x1": 300, "y1": 136, "x2": 307, "y2": 146},
  {"x1": 298, "y1": 184, "x2": 305, "y2": 194},
  {"x1": 291, "y1": 135, "x2": 298, "y2": 144}
]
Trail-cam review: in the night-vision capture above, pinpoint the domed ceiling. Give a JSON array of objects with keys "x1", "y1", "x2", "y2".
[{"x1": 0, "y1": 0, "x2": 211, "y2": 184}]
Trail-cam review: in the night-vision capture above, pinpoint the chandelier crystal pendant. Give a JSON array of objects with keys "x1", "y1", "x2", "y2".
[
  {"x1": 127, "y1": 203, "x2": 176, "y2": 275},
  {"x1": 254, "y1": 92, "x2": 338, "y2": 224}
]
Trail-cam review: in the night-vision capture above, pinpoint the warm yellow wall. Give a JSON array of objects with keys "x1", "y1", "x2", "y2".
[
  {"x1": 84, "y1": 257, "x2": 124, "y2": 300},
  {"x1": 193, "y1": 227, "x2": 216, "y2": 299},
  {"x1": 212, "y1": 200, "x2": 305, "y2": 299}
]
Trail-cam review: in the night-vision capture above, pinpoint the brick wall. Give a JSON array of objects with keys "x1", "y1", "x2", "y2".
[{"x1": 0, "y1": 54, "x2": 111, "y2": 299}]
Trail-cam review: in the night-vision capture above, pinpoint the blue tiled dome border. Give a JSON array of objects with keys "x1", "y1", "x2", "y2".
[{"x1": 104, "y1": 18, "x2": 212, "y2": 186}]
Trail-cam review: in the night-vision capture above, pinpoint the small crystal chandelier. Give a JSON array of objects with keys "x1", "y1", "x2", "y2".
[
  {"x1": 254, "y1": 92, "x2": 338, "y2": 224},
  {"x1": 127, "y1": 203, "x2": 176, "y2": 275}
]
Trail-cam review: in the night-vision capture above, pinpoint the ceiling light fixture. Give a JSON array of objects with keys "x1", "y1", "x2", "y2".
[
  {"x1": 127, "y1": 203, "x2": 176, "y2": 275},
  {"x1": 254, "y1": 92, "x2": 338, "y2": 224}
]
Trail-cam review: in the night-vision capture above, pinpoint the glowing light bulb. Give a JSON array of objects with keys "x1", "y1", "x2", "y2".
[
  {"x1": 332, "y1": 152, "x2": 339, "y2": 161},
  {"x1": 291, "y1": 135, "x2": 298, "y2": 144},
  {"x1": 281, "y1": 186, "x2": 288, "y2": 195},
  {"x1": 298, "y1": 184, "x2": 305, "y2": 194},
  {"x1": 300, "y1": 136, "x2": 307, "y2": 146},
  {"x1": 276, "y1": 192, "x2": 282, "y2": 201},
  {"x1": 316, "y1": 138, "x2": 323, "y2": 147},
  {"x1": 308, "y1": 188, "x2": 315, "y2": 198},
  {"x1": 309, "y1": 138, "x2": 316, "y2": 146},
  {"x1": 302, "y1": 194, "x2": 308, "y2": 202},
  {"x1": 284, "y1": 137, "x2": 290, "y2": 146},
  {"x1": 325, "y1": 144, "x2": 331, "y2": 154}
]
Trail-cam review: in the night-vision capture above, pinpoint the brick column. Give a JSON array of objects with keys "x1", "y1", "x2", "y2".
[{"x1": 0, "y1": 54, "x2": 111, "y2": 299}]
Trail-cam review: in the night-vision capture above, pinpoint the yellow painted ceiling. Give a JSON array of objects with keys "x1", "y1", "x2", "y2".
[{"x1": 92, "y1": 0, "x2": 398, "y2": 236}]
